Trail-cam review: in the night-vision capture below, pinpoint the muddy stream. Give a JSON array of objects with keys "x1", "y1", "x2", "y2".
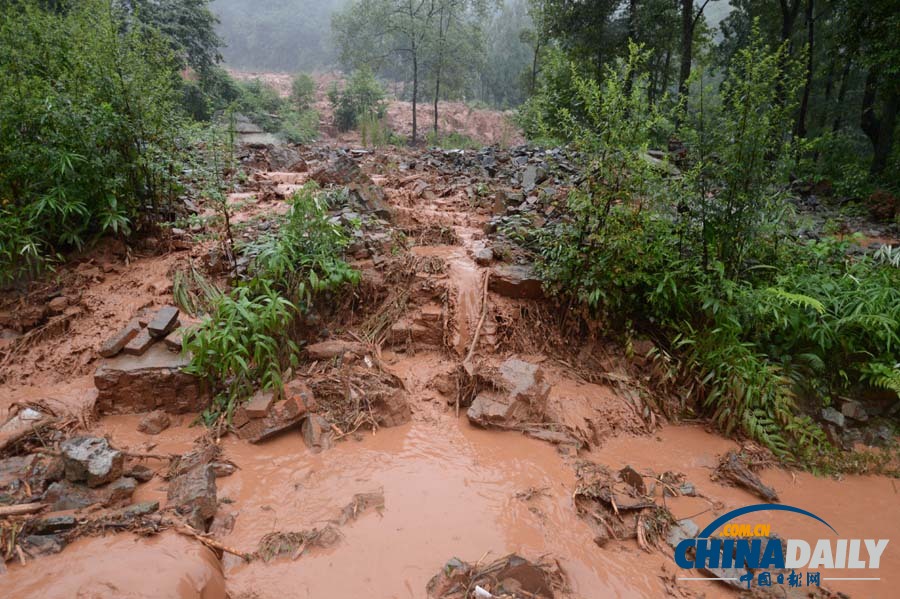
[{"x1": 1, "y1": 143, "x2": 898, "y2": 599}]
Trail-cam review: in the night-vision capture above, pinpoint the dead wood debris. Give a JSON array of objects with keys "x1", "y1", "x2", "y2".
[
  {"x1": 573, "y1": 461, "x2": 674, "y2": 549},
  {"x1": 427, "y1": 553, "x2": 568, "y2": 599},
  {"x1": 712, "y1": 448, "x2": 779, "y2": 502}
]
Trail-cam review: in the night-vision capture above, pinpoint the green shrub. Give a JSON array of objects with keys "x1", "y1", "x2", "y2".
[
  {"x1": 234, "y1": 79, "x2": 287, "y2": 132},
  {"x1": 0, "y1": 0, "x2": 184, "y2": 283},
  {"x1": 185, "y1": 183, "x2": 359, "y2": 420},
  {"x1": 534, "y1": 34, "x2": 900, "y2": 462},
  {"x1": 281, "y1": 109, "x2": 320, "y2": 144},
  {"x1": 328, "y1": 67, "x2": 386, "y2": 132},
  {"x1": 291, "y1": 73, "x2": 317, "y2": 111}
]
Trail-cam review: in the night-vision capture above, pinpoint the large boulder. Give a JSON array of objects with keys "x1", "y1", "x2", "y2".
[
  {"x1": 60, "y1": 436, "x2": 123, "y2": 488},
  {"x1": 94, "y1": 344, "x2": 207, "y2": 414},
  {"x1": 467, "y1": 358, "x2": 550, "y2": 429}
]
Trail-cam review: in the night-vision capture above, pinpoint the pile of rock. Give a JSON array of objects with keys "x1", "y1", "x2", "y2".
[{"x1": 94, "y1": 306, "x2": 208, "y2": 415}]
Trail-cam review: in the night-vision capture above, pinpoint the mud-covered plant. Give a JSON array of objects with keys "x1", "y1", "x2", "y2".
[
  {"x1": 186, "y1": 184, "x2": 359, "y2": 421},
  {"x1": 184, "y1": 282, "x2": 299, "y2": 422},
  {"x1": 248, "y1": 182, "x2": 360, "y2": 308}
]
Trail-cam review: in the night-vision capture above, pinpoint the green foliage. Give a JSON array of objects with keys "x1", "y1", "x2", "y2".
[
  {"x1": 246, "y1": 183, "x2": 360, "y2": 307},
  {"x1": 534, "y1": 33, "x2": 900, "y2": 462},
  {"x1": 234, "y1": 79, "x2": 287, "y2": 133},
  {"x1": 0, "y1": 0, "x2": 184, "y2": 284},
  {"x1": 291, "y1": 73, "x2": 317, "y2": 111},
  {"x1": 185, "y1": 282, "x2": 299, "y2": 422},
  {"x1": 281, "y1": 109, "x2": 320, "y2": 145},
  {"x1": 185, "y1": 183, "x2": 359, "y2": 420},
  {"x1": 328, "y1": 68, "x2": 387, "y2": 132}
]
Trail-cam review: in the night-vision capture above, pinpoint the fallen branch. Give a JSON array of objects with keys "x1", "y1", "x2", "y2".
[
  {"x1": 459, "y1": 272, "x2": 490, "y2": 418},
  {"x1": 0, "y1": 503, "x2": 46, "y2": 518},
  {"x1": 175, "y1": 525, "x2": 253, "y2": 561}
]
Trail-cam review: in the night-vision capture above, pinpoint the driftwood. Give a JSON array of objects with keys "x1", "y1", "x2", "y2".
[{"x1": 713, "y1": 450, "x2": 779, "y2": 502}]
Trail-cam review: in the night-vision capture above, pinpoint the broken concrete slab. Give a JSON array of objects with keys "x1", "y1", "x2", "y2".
[
  {"x1": 245, "y1": 390, "x2": 275, "y2": 418},
  {"x1": 235, "y1": 389, "x2": 314, "y2": 443},
  {"x1": 137, "y1": 410, "x2": 171, "y2": 435},
  {"x1": 489, "y1": 264, "x2": 544, "y2": 299},
  {"x1": 167, "y1": 464, "x2": 216, "y2": 531},
  {"x1": 147, "y1": 306, "x2": 180, "y2": 338},
  {"x1": 122, "y1": 327, "x2": 154, "y2": 356},
  {"x1": 94, "y1": 343, "x2": 207, "y2": 414},
  {"x1": 60, "y1": 436, "x2": 123, "y2": 488},
  {"x1": 99, "y1": 320, "x2": 142, "y2": 358}
]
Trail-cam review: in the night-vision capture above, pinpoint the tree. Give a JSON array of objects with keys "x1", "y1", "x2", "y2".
[
  {"x1": 678, "y1": 0, "x2": 718, "y2": 102},
  {"x1": 119, "y1": 0, "x2": 222, "y2": 73},
  {"x1": 334, "y1": 0, "x2": 440, "y2": 144},
  {"x1": 426, "y1": 0, "x2": 489, "y2": 134}
]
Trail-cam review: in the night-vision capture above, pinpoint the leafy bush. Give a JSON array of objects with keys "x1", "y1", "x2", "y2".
[
  {"x1": 291, "y1": 73, "x2": 317, "y2": 111},
  {"x1": 534, "y1": 35, "x2": 899, "y2": 461},
  {"x1": 281, "y1": 109, "x2": 320, "y2": 144},
  {"x1": 234, "y1": 79, "x2": 287, "y2": 132},
  {"x1": 328, "y1": 67, "x2": 386, "y2": 132},
  {"x1": 185, "y1": 183, "x2": 358, "y2": 420},
  {"x1": 0, "y1": 0, "x2": 184, "y2": 283}
]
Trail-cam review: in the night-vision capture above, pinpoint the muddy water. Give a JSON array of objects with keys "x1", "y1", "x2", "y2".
[
  {"x1": 410, "y1": 244, "x2": 483, "y2": 356},
  {"x1": 2, "y1": 531, "x2": 226, "y2": 599},
  {"x1": 596, "y1": 427, "x2": 900, "y2": 598},
  {"x1": 217, "y1": 418, "x2": 669, "y2": 599}
]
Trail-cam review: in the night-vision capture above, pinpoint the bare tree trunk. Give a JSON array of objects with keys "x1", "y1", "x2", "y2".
[
  {"x1": 795, "y1": 0, "x2": 814, "y2": 139},
  {"x1": 678, "y1": 0, "x2": 693, "y2": 102},
  {"x1": 861, "y1": 67, "x2": 898, "y2": 176},
  {"x1": 412, "y1": 45, "x2": 418, "y2": 145},
  {"x1": 832, "y1": 57, "x2": 851, "y2": 132}
]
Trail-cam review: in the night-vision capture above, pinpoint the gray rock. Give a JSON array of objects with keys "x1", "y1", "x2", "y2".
[
  {"x1": 60, "y1": 436, "x2": 123, "y2": 487},
  {"x1": 43, "y1": 477, "x2": 137, "y2": 510},
  {"x1": 23, "y1": 534, "x2": 66, "y2": 556},
  {"x1": 489, "y1": 264, "x2": 544, "y2": 299},
  {"x1": 167, "y1": 464, "x2": 217, "y2": 531},
  {"x1": 467, "y1": 358, "x2": 551, "y2": 429},
  {"x1": 302, "y1": 414, "x2": 334, "y2": 453},
  {"x1": 31, "y1": 515, "x2": 77, "y2": 535},
  {"x1": 473, "y1": 247, "x2": 493, "y2": 266},
  {"x1": 841, "y1": 399, "x2": 869, "y2": 422},
  {"x1": 137, "y1": 409, "x2": 171, "y2": 435},
  {"x1": 821, "y1": 406, "x2": 845, "y2": 428},
  {"x1": 666, "y1": 519, "x2": 699, "y2": 549}
]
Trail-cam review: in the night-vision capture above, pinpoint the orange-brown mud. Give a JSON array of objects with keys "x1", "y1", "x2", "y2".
[
  {"x1": 1, "y1": 121, "x2": 898, "y2": 599},
  {"x1": 228, "y1": 69, "x2": 523, "y2": 147}
]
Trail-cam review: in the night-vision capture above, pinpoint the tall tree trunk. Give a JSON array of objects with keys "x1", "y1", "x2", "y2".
[
  {"x1": 775, "y1": 0, "x2": 802, "y2": 111},
  {"x1": 678, "y1": 0, "x2": 693, "y2": 102},
  {"x1": 412, "y1": 48, "x2": 418, "y2": 145},
  {"x1": 861, "y1": 67, "x2": 898, "y2": 176},
  {"x1": 661, "y1": 46, "x2": 672, "y2": 99},
  {"x1": 530, "y1": 42, "x2": 541, "y2": 94},
  {"x1": 832, "y1": 57, "x2": 851, "y2": 132},
  {"x1": 433, "y1": 69, "x2": 441, "y2": 135},
  {"x1": 795, "y1": 0, "x2": 814, "y2": 139}
]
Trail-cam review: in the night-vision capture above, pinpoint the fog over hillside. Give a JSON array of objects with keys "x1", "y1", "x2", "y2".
[{"x1": 212, "y1": 0, "x2": 349, "y2": 72}]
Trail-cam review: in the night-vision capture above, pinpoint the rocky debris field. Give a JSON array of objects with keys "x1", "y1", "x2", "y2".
[{"x1": 0, "y1": 135, "x2": 898, "y2": 599}]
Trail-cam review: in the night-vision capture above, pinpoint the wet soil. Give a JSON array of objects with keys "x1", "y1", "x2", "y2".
[{"x1": 1, "y1": 127, "x2": 898, "y2": 598}]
